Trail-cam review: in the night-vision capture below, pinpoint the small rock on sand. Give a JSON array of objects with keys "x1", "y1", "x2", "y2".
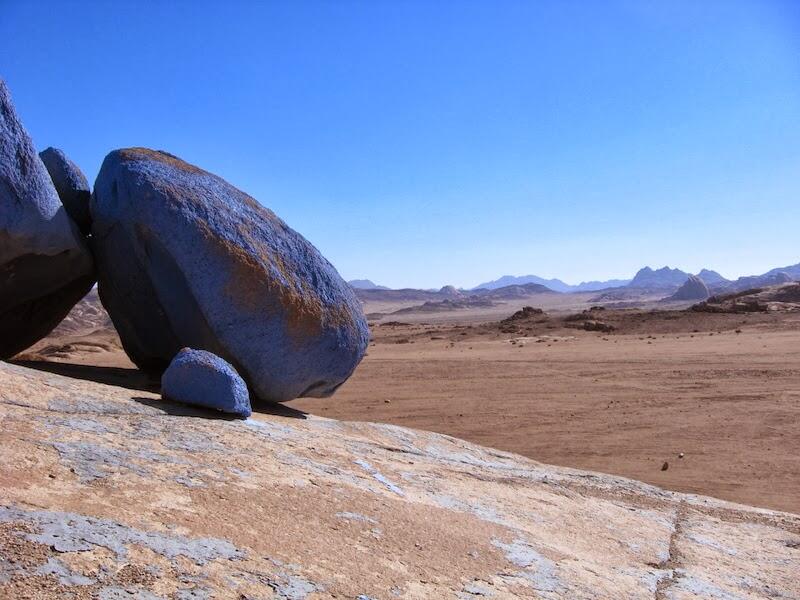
[{"x1": 161, "y1": 348, "x2": 251, "y2": 418}]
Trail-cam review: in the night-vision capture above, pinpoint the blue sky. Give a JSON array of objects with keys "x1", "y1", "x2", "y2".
[{"x1": 2, "y1": 1, "x2": 799, "y2": 289}]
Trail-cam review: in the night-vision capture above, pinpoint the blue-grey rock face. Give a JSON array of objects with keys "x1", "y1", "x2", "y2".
[
  {"x1": 162, "y1": 348, "x2": 251, "y2": 418},
  {"x1": 91, "y1": 147, "x2": 369, "y2": 402},
  {"x1": 39, "y1": 146, "x2": 92, "y2": 235},
  {"x1": 0, "y1": 80, "x2": 95, "y2": 358}
]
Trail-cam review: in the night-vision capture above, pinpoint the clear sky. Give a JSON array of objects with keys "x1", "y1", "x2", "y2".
[{"x1": 2, "y1": 1, "x2": 799, "y2": 289}]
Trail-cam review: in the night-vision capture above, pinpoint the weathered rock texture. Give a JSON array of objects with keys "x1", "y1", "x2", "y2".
[
  {"x1": 91, "y1": 147, "x2": 369, "y2": 402},
  {"x1": 162, "y1": 348, "x2": 251, "y2": 418},
  {"x1": 667, "y1": 275, "x2": 710, "y2": 302},
  {"x1": 0, "y1": 361, "x2": 797, "y2": 599},
  {"x1": 0, "y1": 80, "x2": 95, "y2": 359},
  {"x1": 693, "y1": 282, "x2": 800, "y2": 314},
  {"x1": 39, "y1": 146, "x2": 92, "y2": 235}
]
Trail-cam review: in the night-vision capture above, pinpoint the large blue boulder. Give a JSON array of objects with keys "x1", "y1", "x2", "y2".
[
  {"x1": 39, "y1": 147, "x2": 92, "y2": 235},
  {"x1": 161, "y1": 348, "x2": 251, "y2": 418},
  {"x1": 91, "y1": 148, "x2": 369, "y2": 403},
  {"x1": 0, "y1": 80, "x2": 95, "y2": 358}
]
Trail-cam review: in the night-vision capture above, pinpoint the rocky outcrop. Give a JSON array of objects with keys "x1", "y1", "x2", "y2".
[
  {"x1": 693, "y1": 282, "x2": 800, "y2": 314},
  {"x1": 0, "y1": 361, "x2": 797, "y2": 598},
  {"x1": 582, "y1": 319, "x2": 615, "y2": 332},
  {"x1": 90, "y1": 148, "x2": 369, "y2": 402},
  {"x1": 733, "y1": 271, "x2": 793, "y2": 291},
  {"x1": 474, "y1": 283, "x2": 554, "y2": 299},
  {"x1": 0, "y1": 80, "x2": 95, "y2": 359},
  {"x1": 38, "y1": 147, "x2": 92, "y2": 235},
  {"x1": 162, "y1": 348, "x2": 251, "y2": 418},
  {"x1": 628, "y1": 266, "x2": 690, "y2": 290},
  {"x1": 696, "y1": 268, "x2": 728, "y2": 286},
  {"x1": 667, "y1": 274, "x2": 710, "y2": 302},
  {"x1": 562, "y1": 310, "x2": 616, "y2": 333},
  {"x1": 503, "y1": 306, "x2": 545, "y2": 322},
  {"x1": 710, "y1": 270, "x2": 796, "y2": 295},
  {"x1": 439, "y1": 284, "x2": 461, "y2": 297}
]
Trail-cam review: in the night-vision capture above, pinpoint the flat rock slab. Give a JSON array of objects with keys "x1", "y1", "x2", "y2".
[{"x1": 0, "y1": 361, "x2": 797, "y2": 599}]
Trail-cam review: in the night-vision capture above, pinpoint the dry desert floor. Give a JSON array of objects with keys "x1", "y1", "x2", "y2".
[
  {"x1": 18, "y1": 299, "x2": 800, "y2": 515},
  {"x1": 290, "y1": 309, "x2": 800, "y2": 514}
]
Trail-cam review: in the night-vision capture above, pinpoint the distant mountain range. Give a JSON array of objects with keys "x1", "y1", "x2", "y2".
[
  {"x1": 472, "y1": 275, "x2": 631, "y2": 293},
  {"x1": 353, "y1": 282, "x2": 555, "y2": 305},
  {"x1": 627, "y1": 263, "x2": 800, "y2": 295},
  {"x1": 474, "y1": 262, "x2": 800, "y2": 295},
  {"x1": 348, "y1": 279, "x2": 390, "y2": 290},
  {"x1": 628, "y1": 266, "x2": 691, "y2": 289},
  {"x1": 352, "y1": 260, "x2": 800, "y2": 298},
  {"x1": 696, "y1": 269, "x2": 728, "y2": 285}
]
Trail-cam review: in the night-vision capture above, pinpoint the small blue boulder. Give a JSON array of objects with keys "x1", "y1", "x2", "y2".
[
  {"x1": 161, "y1": 348, "x2": 252, "y2": 418},
  {"x1": 39, "y1": 147, "x2": 92, "y2": 235}
]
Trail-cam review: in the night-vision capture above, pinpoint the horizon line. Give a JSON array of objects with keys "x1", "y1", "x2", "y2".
[{"x1": 348, "y1": 258, "x2": 800, "y2": 291}]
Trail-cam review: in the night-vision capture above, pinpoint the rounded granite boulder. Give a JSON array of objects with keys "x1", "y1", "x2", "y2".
[
  {"x1": 39, "y1": 146, "x2": 92, "y2": 235},
  {"x1": 91, "y1": 147, "x2": 369, "y2": 402},
  {"x1": 668, "y1": 274, "x2": 710, "y2": 302},
  {"x1": 0, "y1": 80, "x2": 95, "y2": 359},
  {"x1": 161, "y1": 348, "x2": 251, "y2": 418}
]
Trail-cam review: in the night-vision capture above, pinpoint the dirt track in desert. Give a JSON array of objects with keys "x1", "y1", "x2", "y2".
[{"x1": 290, "y1": 311, "x2": 800, "y2": 514}]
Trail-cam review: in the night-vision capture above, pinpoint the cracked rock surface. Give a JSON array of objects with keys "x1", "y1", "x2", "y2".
[{"x1": 0, "y1": 360, "x2": 798, "y2": 599}]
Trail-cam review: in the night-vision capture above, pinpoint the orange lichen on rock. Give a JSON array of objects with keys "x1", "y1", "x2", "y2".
[
  {"x1": 214, "y1": 226, "x2": 328, "y2": 343},
  {"x1": 117, "y1": 148, "x2": 206, "y2": 175},
  {"x1": 91, "y1": 147, "x2": 369, "y2": 402}
]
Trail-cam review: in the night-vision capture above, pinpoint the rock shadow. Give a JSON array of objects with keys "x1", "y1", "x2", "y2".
[
  {"x1": 10, "y1": 360, "x2": 158, "y2": 393},
  {"x1": 250, "y1": 398, "x2": 308, "y2": 419},
  {"x1": 10, "y1": 359, "x2": 308, "y2": 420},
  {"x1": 132, "y1": 396, "x2": 308, "y2": 420}
]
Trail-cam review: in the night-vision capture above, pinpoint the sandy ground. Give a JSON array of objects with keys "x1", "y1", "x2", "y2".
[
  {"x1": 362, "y1": 291, "x2": 672, "y2": 324},
  {"x1": 290, "y1": 312, "x2": 800, "y2": 514},
  {"x1": 363, "y1": 292, "x2": 600, "y2": 324},
  {"x1": 17, "y1": 298, "x2": 800, "y2": 515}
]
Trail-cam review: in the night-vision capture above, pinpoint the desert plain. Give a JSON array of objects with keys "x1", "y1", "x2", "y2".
[{"x1": 21, "y1": 289, "x2": 800, "y2": 515}]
